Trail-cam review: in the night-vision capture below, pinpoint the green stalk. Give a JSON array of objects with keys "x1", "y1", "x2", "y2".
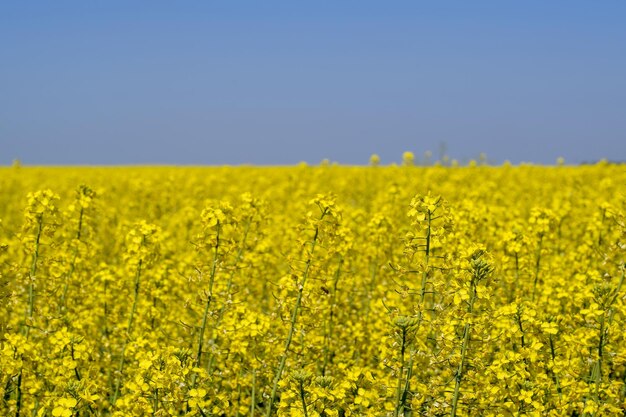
[
  {"x1": 16, "y1": 215, "x2": 43, "y2": 417},
  {"x1": 250, "y1": 369, "x2": 256, "y2": 417},
  {"x1": 589, "y1": 266, "x2": 624, "y2": 416},
  {"x1": 531, "y1": 236, "x2": 543, "y2": 301},
  {"x1": 515, "y1": 310, "x2": 526, "y2": 350},
  {"x1": 450, "y1": 322, "x2": 471, "y2": 417},
  {"x1": 194, "y1": 222, "x2": 221, "y2": 372},
  {"x1": 606, "y1": 264, "x2": 625, "y2": 326},
  {"x1": 235, "y1": 365, "x2": 245, "y2": 417},
  {"x1": 126, "y1": 259, "x2": 143, "y2": 338},
  {"x1": 60, "y1": 206, "x2": 84, "y2": 312},
  {"x1": 24, "y1": 215, "x2": 43, "y2": 338},
  {"x1": 450, "y1": 252, "x2": 492, "y2": 417},
  {"x1": 421, "y1": 209, "x2": 432, "y2": 306},
  {"x1": 321, "y1": 257, "x2": 343, "y2": 376},
  {"x1": 103, "y1": 278, "x2": 110, "y2": 337},
  {"x1": 112, "y1": 258, "x2": 143, "y2": 405},
  {"x1": 400, "y1": 353, "x2": 415, "y2": 415},
  {"x1": 70, "y1": 342, "x2": 96, "y2": 415},
  {"x1": 614, "y1": 268, "x2": 626, "y2": 403},
  {"x1": 14, "y1": 368, "x2": 22, "y2": 417},
  {"x1": 70, "y1": 343, "x2": 82, "y2": 381},
  {"x1": 265, "y1": 212, "x2": 324, "y2": 417},
  {"x1": 598, "y1": 207, "x2": 606, "y2": 247},
  {"x1": 394, "y1": 327, "x2": 408, "y2": 417},
  {"x1": 596, "y1": 312, "x2": 605, "y2": 377},
  {"x1": 152, "y1": 388, "x2": 159, "y2": 417},
  {"x1": 366, "y1": 259, "x2": 378, "y2": 310},
  {"x1": 60, "y1": 251, "x2": 78, "y2": 313},
  {"x1": 398, "y1": 207, "x2": 433, "y2": 414},
  {"x1": 186, "y1": 223, "x2": 222, "y2": 412},
  {"x1": 207, "y1": 219, "x2": 252, "y2": 373},
  {"x1": 361, "y1": 258, "x2": 379, "y2": 361},
  {"x1": 450, "y1": 279, "x2": 477, "y2": 417},
  {"x1": 548, "y1": 334, "x2": 562, "y2": 401},
  {"x1": 298, "y1": 380, "x2": 309, "y2": 417},
  {"x1": 417, "y1": 207, "x2": 432, "y2": 320},
  {"x1": 509, "y1": 253, "x2": 519, "y2": 303}
]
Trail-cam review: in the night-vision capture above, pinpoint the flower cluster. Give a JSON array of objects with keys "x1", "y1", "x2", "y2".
[{"x1": 0, "y1": 162, "x2": 624, "y2": 416}]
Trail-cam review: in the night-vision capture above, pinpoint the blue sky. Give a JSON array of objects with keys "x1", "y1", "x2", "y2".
[{"x1": 1, "y1": 1, "x2": 625, "y2": 165}]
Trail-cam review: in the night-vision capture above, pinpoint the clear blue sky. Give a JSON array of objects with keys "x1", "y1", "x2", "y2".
[{"x1": 1, "y1": 1, "x2": 625, "y2": 165}]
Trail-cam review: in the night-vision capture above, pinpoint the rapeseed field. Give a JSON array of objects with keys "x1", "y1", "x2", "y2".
[{"x1": 0, "y1": 162, "x2": 625, "y2": 416}]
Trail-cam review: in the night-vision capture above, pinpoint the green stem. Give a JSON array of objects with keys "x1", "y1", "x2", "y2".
[
  {"x1": 607, "y1": 265, "x2": 625, "y2": 325},
  {"x1": 420, "y1": 209, "x2": 432, "y2": 307},
  {"x1": 451, "y1": 323, "x2": 471, "y2": 417},
  {"x1": 399, "y1": 353, "x2": 414, "y2": 416},
  {"x1": 395, "y1": 328, "x2": 407, "y2": 417},
  {"x1": 265, "y1": 216, "x2": 323, "y2": 417},
  {"x1": 589, "y1": 266, "x2": 624, "y2": 416},
  {"x1": 152, "y1": 388, "x2": 159, "y2": 417},
  {"x1": 589, "y1": 315, "x2": 604, "y2": 417},
  {"x1": 207, "y1": 219, "x2": 252, "y2": 373},
  {"x1": 299, "y1": 380, "x2": 309, "y2": 417},
  {"x1": 531, "y1": 236, "x2": 543, "y2": 301},
  {"x1": 24, "y1": 215, "x2": 43, "y2": 338},
  {"x1": 510, "y1": 253, "x2": 519, "y2": 303},
  {"x1": 60, "y1": 251, "x2": 78, "y2": 314},
  {"x1": 235, "y1": 365, "x2": 245, "y2": 417},
  {"x1": 451, "y1": 278, "x2": 478, "y2": 417},
  {"x1": 194, "y1": 223, "x2": 221, "y2": 373},
  {"x1": 15, "y1": 367, "x2": 22, "y2": 417},
  {"x1": 250, "y1": 369, "x2": 256, "y2": 417},
  {"x1": 598, "y1": 208, "x2": 606, "y2": 246},
  {"x1": 61, "y1": 207, "x2": 84, "y2": 313},
  {"x1": 16, "y1": 216, "x2": 43, "y2": 417},
  {"x1": 70, "y1": 343, "x2": 82, "y2": 382},
  {"x1": 112, "y1": 258, "x2": 143, "y2": 405},
  {"x1": 361, "y1": 259, "x2": 379, "y2": 361},
  {"x1": 322, "y1": 257, "x2": 343, "y2": 376},
  {"x1": 548, "y1": 335, "x2": 562, "y2": 401},
  {"x1": 126, "y1": 259, "x2": 143, "y2": 337},
  {"x1": 400, "y1": 208, "x2": 433, "y2": 412},
  {"x1": 186, "y1": 223, "x2": 222, "y2": 413},
  {"x1": 70, "y1": 342, "x2": 96, "y2": 415},
  {"x1": 367, "y1": 259, "x2": 378, "y2": 306}
]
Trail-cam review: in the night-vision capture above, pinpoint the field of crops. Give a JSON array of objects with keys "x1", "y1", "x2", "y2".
[{"x1": 1, "y1": 163, "x2": 625, "y2": 417}]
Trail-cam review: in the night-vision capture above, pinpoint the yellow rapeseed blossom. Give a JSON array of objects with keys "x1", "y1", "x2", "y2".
[{"x1": 0, "y1": 164, "x2": 624, "y2": 416}]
